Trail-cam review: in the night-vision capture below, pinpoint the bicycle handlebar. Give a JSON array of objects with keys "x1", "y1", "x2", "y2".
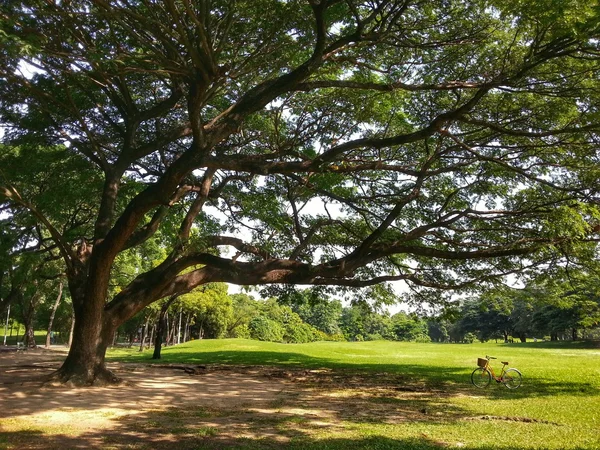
[{"x1": 486, "y1": 355, "x2": 497, "y2": 359}]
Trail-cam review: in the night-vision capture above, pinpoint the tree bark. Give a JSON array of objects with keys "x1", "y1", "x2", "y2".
[
  {"x1": 177, "y1": 309, "x2": 182, "y2": 344},
  {"x1": 139, "y1": 315, "x2": 150, "y2": 352},
  {"x1": 68, "y1": 308, "x2": 75, "y2": 348},
  {"x1": 45, "y1": 282, "x2": 63, "y2": 348},
  {"x1": 148, "y1": 324, "x2": 155, "y2": 350},
  {"x1": 53, "y1": 310, "x2": 118, "y2": 385},
  {"x1": 183, "y1": 313, "x2": 190, "y2": 343},
  {"x1": 153, "y1": 296, "x2": 178, "y2": 360},
  {"x1": 20, "y1": 289, "x2": 39, "y2": 348}
]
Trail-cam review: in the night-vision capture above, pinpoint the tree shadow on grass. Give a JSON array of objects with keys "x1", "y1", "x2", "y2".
[
  {"x1": 1, "y1": 422, "x2": 596, "y2": 450},
  {"x1": 131, "y1": 349, "x2": 599, "y2": 399},
  {"x1": 501, "y1": 340, "x2": 600, "y2": 349}
]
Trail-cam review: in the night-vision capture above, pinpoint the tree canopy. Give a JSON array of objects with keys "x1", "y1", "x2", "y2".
[{"x1": 1, "y1": 0, "x2": 600, "y2": 383}]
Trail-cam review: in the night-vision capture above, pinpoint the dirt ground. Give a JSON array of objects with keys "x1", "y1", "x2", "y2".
[{"x1": 0, "y1": 347, "x2": 449, "y2": 449}]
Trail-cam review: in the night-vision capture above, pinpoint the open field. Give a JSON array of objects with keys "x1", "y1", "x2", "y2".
[{"x1": 1, "y1": 339, "x2": 599, "y2": 449}]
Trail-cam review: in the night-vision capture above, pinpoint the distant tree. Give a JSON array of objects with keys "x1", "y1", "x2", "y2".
[
  {"x1": 227, "y1": 294, "x2": 260, "y2": 338},
  {"x1": 248, "y1": 316, "x2": 285, "y2": 343},
  {"x1": 190, "y1": 284, "x2": 232, "y2": 339},
  {"x1": 427, "y1": 320, "x2": 450, "y2": 343},
  {"x1": 292, "y1": 294, "x2": 343, "y2": 336},
  {"x1": 339, "y1": 304, "x2": 393, "y2": 341},
  {"x1": 391, "y1": 313, "x2": 429, "y2": 342}
]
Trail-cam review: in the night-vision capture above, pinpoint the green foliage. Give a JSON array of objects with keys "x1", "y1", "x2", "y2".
[
  {"x1": 248, "y1": 316, "x2": 284, "y2": 343},
  {"x1": 390, "y1": 313, "x2": 430, "y2": 342},
  {"x1": 339, "y1": 304, "x2": 394, "y2": 341}
]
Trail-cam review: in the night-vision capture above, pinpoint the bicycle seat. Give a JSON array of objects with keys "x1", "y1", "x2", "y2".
[{"x1": 501, "y1": 361, "x2": 509, "y2": 365}]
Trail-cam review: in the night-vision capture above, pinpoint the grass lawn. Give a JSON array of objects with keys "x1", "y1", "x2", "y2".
[{"x1": 108, "y1": 339, "x2": 600, "y2": 449}]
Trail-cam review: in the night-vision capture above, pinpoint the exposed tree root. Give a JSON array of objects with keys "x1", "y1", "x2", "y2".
[
  {"x1": 465, "y1": 415, "x2": 561, "y2": 426},
  {"x1": 44, "y1": 365, "x2": 124, "y2": 387}
]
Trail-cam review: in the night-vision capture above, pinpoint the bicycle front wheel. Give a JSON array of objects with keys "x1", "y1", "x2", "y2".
[
  {"x1": 501, "y1": 368, "x2": 522, "y2": 389},
  {"x1": 471, "y1": 367, "x2": 491, "y2": 388}
]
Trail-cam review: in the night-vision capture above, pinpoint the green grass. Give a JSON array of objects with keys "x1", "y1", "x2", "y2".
[
  {"x1": 1, "y1": 329, "x2": 67, "y2": 346},
  {"x1": 108, "y1": 339, "x2": 600, "y2": 449}
]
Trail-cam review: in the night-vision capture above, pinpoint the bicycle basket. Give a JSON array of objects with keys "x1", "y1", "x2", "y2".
[{"x1": 477, "y1": 358, "x2": 487, "y2": 367}]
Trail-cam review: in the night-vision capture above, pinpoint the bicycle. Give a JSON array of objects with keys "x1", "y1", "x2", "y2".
[{"x1": 471, "y1": 355, "x2": 522, "y2": 389}]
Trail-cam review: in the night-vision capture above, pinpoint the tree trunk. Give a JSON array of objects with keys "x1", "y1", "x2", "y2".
[
  {"x1": 165, "y1": 312, "x2": 170, "y2": 346},
  {"x1": 152, "y1": 296, "x2": 179, "y2": 360},
  {"x1": 20, "y1": 288, "x2": 39, "y2": 348},
  {"x1": 25, "y1": 325, "x2": 36, "y2": 348},
  {"x1": 54, "y1": 309, "x2": 118, "y2": 385},
  {"x1": 68, "y1": 308, "x2": 75, "y2": 347},
  {"x1": 177, "y1": 309, "x2": 182, "y2": 344},
  {"x1": 50, "y1": 276, "x2": 123, "y2": 385},
  {"x1": 148, "y1": 324, "x2": 155, "y2": 350},
  {"x1": 572, "y1": 328, "x2": 578, "y2": 341},
  {"x1": 183, "y1": 313, "x2": 190, "y2": 343},
  {"x1": 3, "y1": 304, "x2": 10, "y2": 346},
  {"x1": 153, "y1": 314, "x2": 166, "y2": 360},
  {"x1": 45, "y1": 282, "x2": 63, "y2": 348},
  {"x1": 139, "y1": 316, "x2": 150, "y2": 352},
  {"x1": 168, "y1": 313, "x2": 176, "y2": 345}
]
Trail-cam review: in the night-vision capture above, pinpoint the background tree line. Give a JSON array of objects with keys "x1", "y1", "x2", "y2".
[{"x1": 5, "y1": 268, "x2": 599, "y2": 349}]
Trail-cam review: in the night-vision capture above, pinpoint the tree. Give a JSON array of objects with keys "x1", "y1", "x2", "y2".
[
  {"x1": 527, "y1": 271, "x2": 600, "y2": 340},
  {"x1": 289, "y1": 290, "x2": 343, "y2": 336},
  {"x1": 187, "y1": 283, "x2": 232, "y2": 339},
  {"x1": 2, "y1": 1, "x2": 600, "y2": 384},
  {"x1": 227, "y1": 293, "x2": 260, "y2": 338},
  {"x1": 339, "y1": 303, "x2": 392, "y2": 341},
  {"x1": 390, "y1": 312, "x2": 429, "y2": 342}
]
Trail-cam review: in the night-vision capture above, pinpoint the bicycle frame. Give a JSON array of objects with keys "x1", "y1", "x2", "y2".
[{"x1": 481, "y1": 358, "x2": 508, "y2": 382}]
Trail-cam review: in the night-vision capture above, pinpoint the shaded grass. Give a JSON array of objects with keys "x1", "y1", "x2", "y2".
[{"x1": 107, "y1": 339, "x2": 600, "y2": 449}]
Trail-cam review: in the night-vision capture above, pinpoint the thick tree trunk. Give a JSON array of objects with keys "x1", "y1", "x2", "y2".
[
  {"x1": 45, "y1": 282, "x2": 63, "y2": 348},
  {"x1": 51, "y1": 280, "x2": 120, "y2": 385},
  {"x1": 53, "y1": 313, "x2": 118, "y2": 385}
]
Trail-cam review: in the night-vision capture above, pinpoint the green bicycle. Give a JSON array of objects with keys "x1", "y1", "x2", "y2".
[{"x1": 471, "y1": 355, "x2": 522, "y2": 389}]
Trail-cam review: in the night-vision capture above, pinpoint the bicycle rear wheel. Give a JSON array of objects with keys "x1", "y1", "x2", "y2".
[
  {"x1": 502, "y1": 368, "x2": 522, "y2": 389},
  {"x1": 471, "y1": 367, "x2": 491, "y2": 388}
]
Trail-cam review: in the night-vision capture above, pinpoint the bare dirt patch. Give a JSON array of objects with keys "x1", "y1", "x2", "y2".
[{"x1": 0, "y1": 348, "x2": 458, "y2": 449}]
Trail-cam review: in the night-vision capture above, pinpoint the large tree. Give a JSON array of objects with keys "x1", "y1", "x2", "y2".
[{"x1": 1, "y1": 0, "x2": 600, "y2": 384}]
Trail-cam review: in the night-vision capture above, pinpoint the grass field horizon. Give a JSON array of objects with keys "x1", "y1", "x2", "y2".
[{"x1": 107, "y1": 338, "x2": 600, "y2": 449}]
